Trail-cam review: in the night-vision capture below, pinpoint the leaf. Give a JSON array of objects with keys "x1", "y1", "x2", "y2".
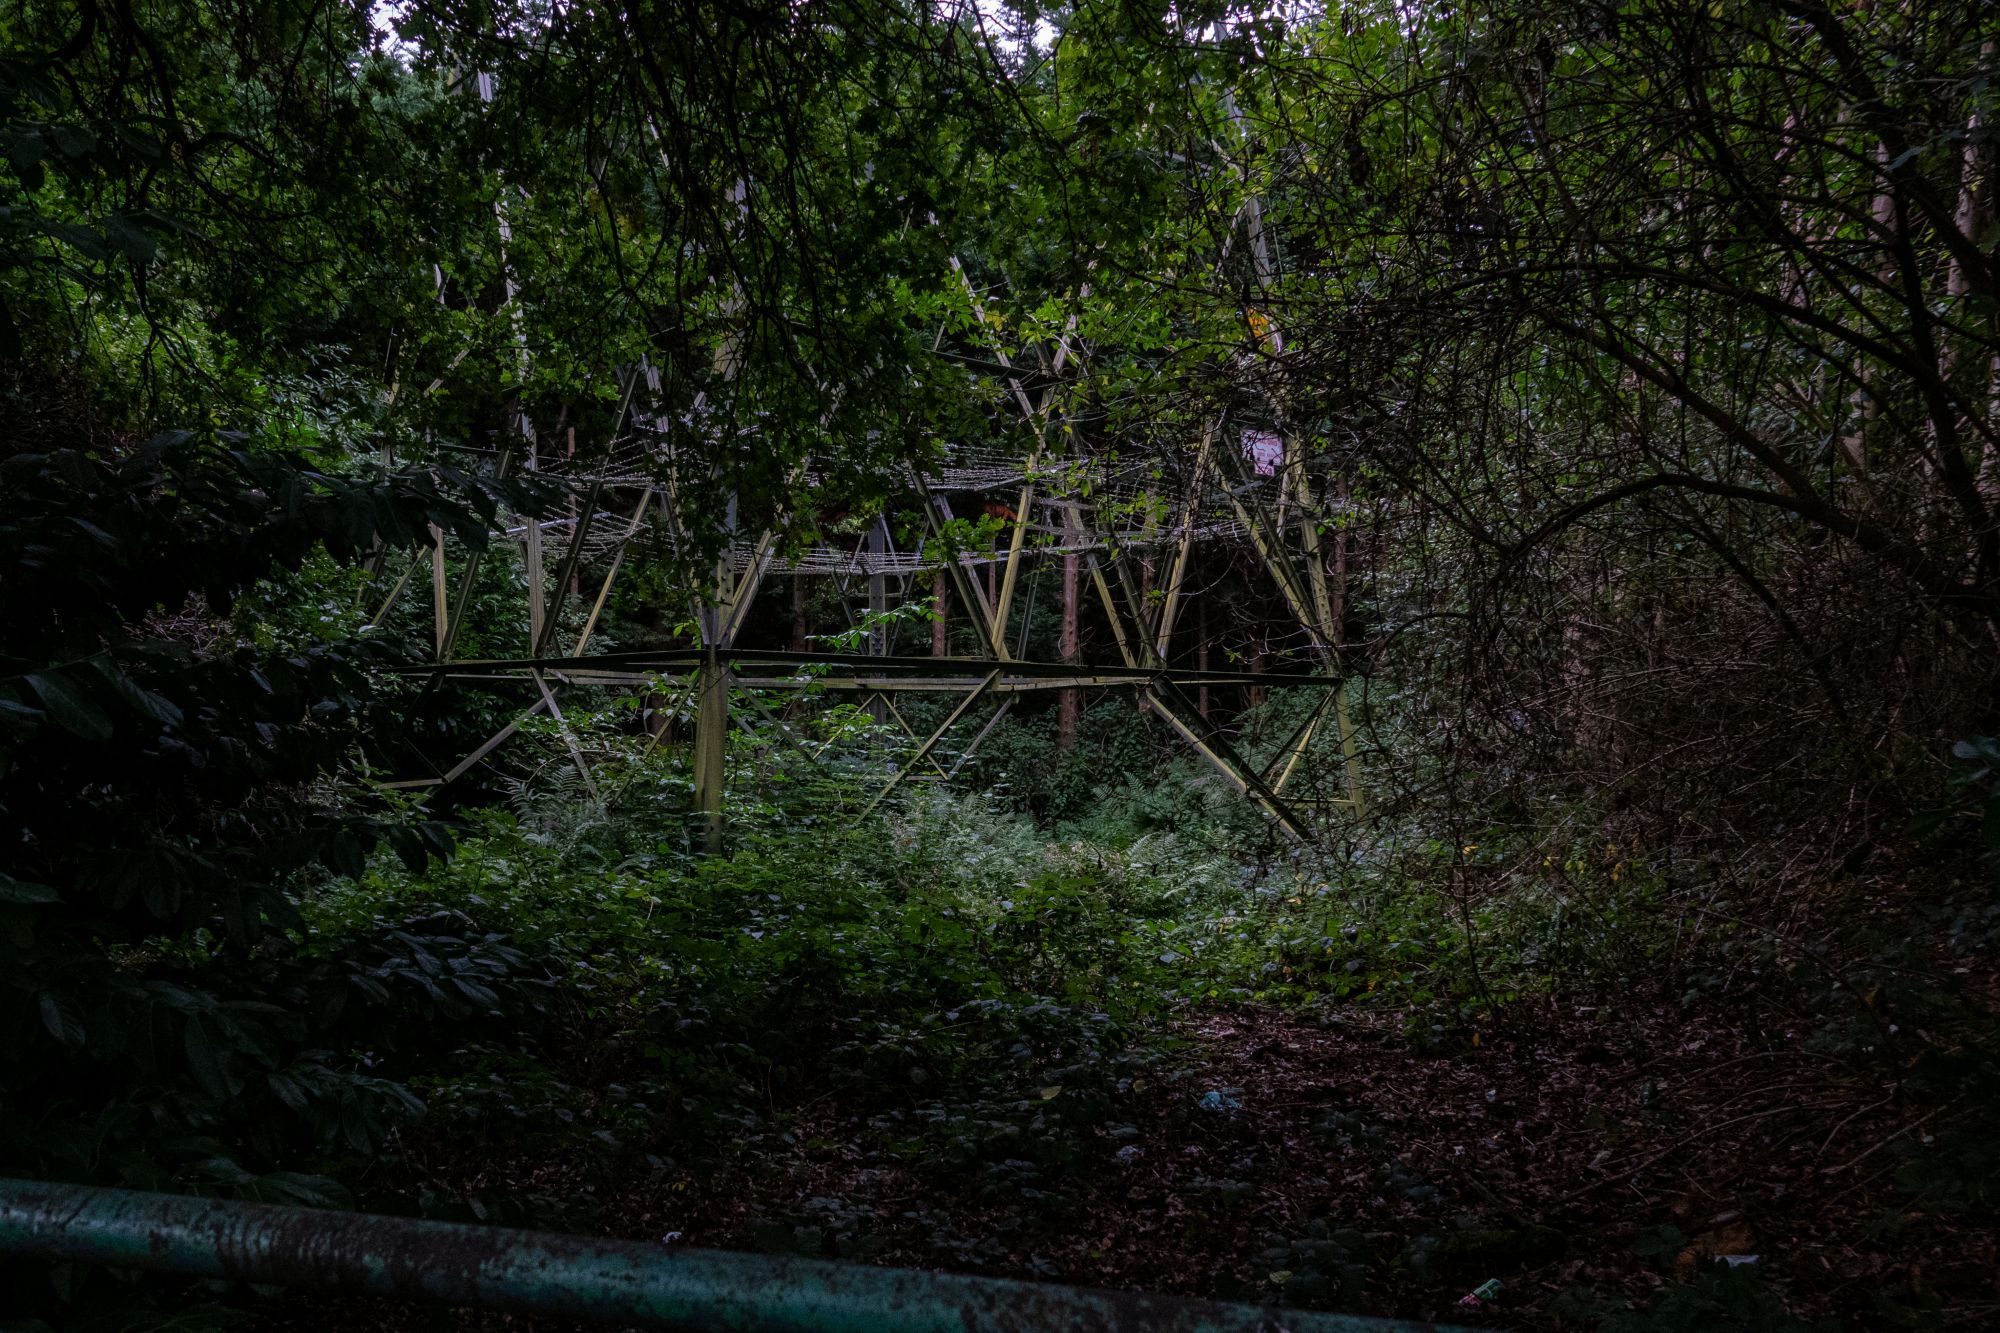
[
  {"x1": 183, "y1": 1016, "x2": 230, "y2": 1096},
  {"x1": 0, "y1": 697, "x2": 42, "y2": 722},
  {"x1": 82, "y1": 848, "x2": 167, "y2": 911},
  {"x1": 0, "y1": 876, "x2": 58, "y2": 904},
  {"x1": 102, "y1": 215, "x2": 159, "y2": 265},
  {"x1": 142, "y1": 866, "x2": 184, "y2": 918},
  {"x1": 8, "y1": 125, "x2": 44, "y2": 172},
  {"x1": 39, "y1": 220, "x2": 107, "y2": 262},
  {"x1": 90, "y1": 660, "x2": 184, "y2": 726},
  {"x1": 450, "y1": 977, "x2": 500, "y2": 1010},
  {"x1": 386, "y1": 827, "x2": 427, "y2": 874},
  {"x1": 249, "y1": 1171, "x2": 351, "y2": 1209},
  {"x1": 196, "y1": 1155, "x2": 254, "y2": 1185},
  {"x1": 38, "y1": 992, "x2": 85, "y2": 1048},
  {"x1": 267, "y1": 1072, "x2": 310, "y2": 1111},
  {"x1": 1039, "y1": 1084, "x2": 1063, "y2": 1099},
  {"x1": 46, "y1": 124, "x2": 95, "y2": 158},
  {"x1": 67, "y1": 516, "x2": 118, "y2": 547},
  {"x1": 319, "y1": 832, "x2": 367, "y2": 881},
  {"x1": 25, "y1": 671, "x2": 112, "y2": 741}
]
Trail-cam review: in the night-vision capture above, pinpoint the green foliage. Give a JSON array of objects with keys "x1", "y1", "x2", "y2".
[
  {"x1": 1916, "y1": 738, "x2": 2000, "y2": 874},
  {"x1": 302, "y1": 785, "x2": 1186, "y2": 1209},
  {"x1": 810, "y1": 600, "x2": 940, "y2": 656},
  {"x1": 0, "y1": 432, "x2": 557, "y2": 1222}
]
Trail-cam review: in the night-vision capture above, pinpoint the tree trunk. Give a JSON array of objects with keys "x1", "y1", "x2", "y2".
[
  {"x1": 1137, "y1": 556, "x2": 1156, "y2": 716},
  {"x1": 1195, "y1": 594, "x2": 1210, "y2": 720},
  {"x1": 932, "y1": 570, "x2": 949, "y2": 657},
  {"x1": 566, "y1": 427, "x2": 580, "y2": 597},
  {"x1": 1332, "y1": 474, "x2": 1350, "y2": 651},
  {"x1": 1954, "y1": 42, "x2": 2000, "y2": 504},
  {"x1": 1059, "y1": 552, "x2": 1080, "y2": 747}
]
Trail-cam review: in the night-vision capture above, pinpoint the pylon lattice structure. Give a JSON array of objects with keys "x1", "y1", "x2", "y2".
[{"x1": 381, "y1": 94, "x2": 1366, "y2": 846}]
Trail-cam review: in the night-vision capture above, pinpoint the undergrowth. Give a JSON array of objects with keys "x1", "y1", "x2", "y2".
[{"x1": 15, "y1": 696, "x2": 1999, "y2": 1330}]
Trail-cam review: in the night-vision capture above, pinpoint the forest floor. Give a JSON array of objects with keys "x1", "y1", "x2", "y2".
[{"x1": 264, "y1": 994, "x2": 1992, "y2": 1331}]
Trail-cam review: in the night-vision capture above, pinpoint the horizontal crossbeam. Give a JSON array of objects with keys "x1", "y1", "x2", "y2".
[{"x1": 392, "y1": 647, "x2": 1343, "y2": 692}]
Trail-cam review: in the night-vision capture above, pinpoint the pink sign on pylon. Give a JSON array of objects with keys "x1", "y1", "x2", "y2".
[{"x1": 1242, "y1": 430, "x2": 1282, "y2": 477}]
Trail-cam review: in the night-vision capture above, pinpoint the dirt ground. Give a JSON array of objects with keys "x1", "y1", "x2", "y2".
[{"x1": 256, "y1": 994, "x2": 1993, "y2": 1330}]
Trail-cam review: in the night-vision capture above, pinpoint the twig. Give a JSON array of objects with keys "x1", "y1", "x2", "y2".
[
  {"x1": 1819, "y1": 1105, "x2": 1946, "y2": 1176},
  {"x1": 1546, "y1": 1100, "x2": 1850, "y2": 1212},
  {"x1": 1810, "y1": 1093, "x2": 1897, "y2": 1168}
]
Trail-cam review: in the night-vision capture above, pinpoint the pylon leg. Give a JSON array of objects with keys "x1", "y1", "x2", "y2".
[{"x1": 694, "y1": 649, "x2": 729, "y2": 851}]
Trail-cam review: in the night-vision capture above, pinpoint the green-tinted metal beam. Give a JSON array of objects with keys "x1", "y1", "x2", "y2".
[
  {"x1": 394, "y1": 647, "x2": 1344, "y2": 690},
  {"x1": 440, "y1": 447, "x2": 515, "y2": 662},
  {"x1": 1145, "y1": 680, "x2": 1312, "y2": 841},
  {"x1": 881, "y1": 694, "x2": 952, "y2": 779},
  {"x1": 854, "y1": 669, "x2": 1001, "y2": 823},
  {"x1": 569, "y1": 489, "x2": 652, "y2": 657},
  {"x1": 536, "y1": 479, "x2": 605, "y2": 657},
  {"x1": 740, "y1": 690, "x2": 834, "y2": 776},
  {"x1": 0, "y1": 1179, "x2": 1466, "y2": 1332},
  {"x1": 365, "y1": 550, "x2": 423, "y2": 630},
  {"x1": 494, "y1": 671, "x2": 1280, "y2": 694},
  {"x1": 913, "y1": 474, "x2": 1006, "y2": 660},
  {"x1": 531, "y1": 668, "x2": 600, "y2": 803},
  {"x1": 1154, "y1": 418, "x2": 1219, "y2": 664},
  {"x1": 945, "y1": 697, "x2": 1014, "y2": 778},
  {"x1": 1261, "y1": 689, "x2": 1336, "y2": 793}
]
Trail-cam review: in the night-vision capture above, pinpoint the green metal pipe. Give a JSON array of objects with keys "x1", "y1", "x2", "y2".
[{"x1": 0, "y1": 1178, "x2": 1468, "y2": 1332}]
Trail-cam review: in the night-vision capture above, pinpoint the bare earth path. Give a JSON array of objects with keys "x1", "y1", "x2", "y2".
[{"x1": 263, "y1": 1001, "x2": 1987, "y2": 1330}]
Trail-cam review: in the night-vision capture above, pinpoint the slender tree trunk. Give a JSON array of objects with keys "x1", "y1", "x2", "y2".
[
  {"x1": 1196, "y1": 603, "x2": 1210, "y2": 720},
  {"x1": 932, "y1": 570, "x2": 949, "y2": 657},
  {"x1": 866, "y1": 521, "x2": 888, "y2": 658},
  {"x1": 1137, "y1": 556, "x2": 1157, "y2": 717},
  {"x1": 1332, "y1": 475, "x2": 1350, "y2": 651},
  {"x1": 566, "y1": 427, "x2": 580, "y2": 597},
  {"x1": 1949, "y1": 51, "x2": 1992, "y2": 309},
  {"x1": 790, "y1": 575, "x2": 808, "y2": 653},
  {"x1": 1953, "y1": 42, "x2": 2000, "y2": 503},
  {"x1": 1059, "y1": 552, "x2": 1080, "y2": 747},
  {"x1": 523, "y1": 438, "x2": 543, "y2": 654},
  {"x1": 866, "y1": 526, "x2": 888, "y2": 725}
]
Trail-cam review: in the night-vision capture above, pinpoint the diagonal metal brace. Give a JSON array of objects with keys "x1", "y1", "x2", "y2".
[
  {"x1": 1144, "y1": 678, "x2": 1310, "y2": 840},
  {"x1": 854, "y1": 670, "x2": 1000, "y2": 823}
]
